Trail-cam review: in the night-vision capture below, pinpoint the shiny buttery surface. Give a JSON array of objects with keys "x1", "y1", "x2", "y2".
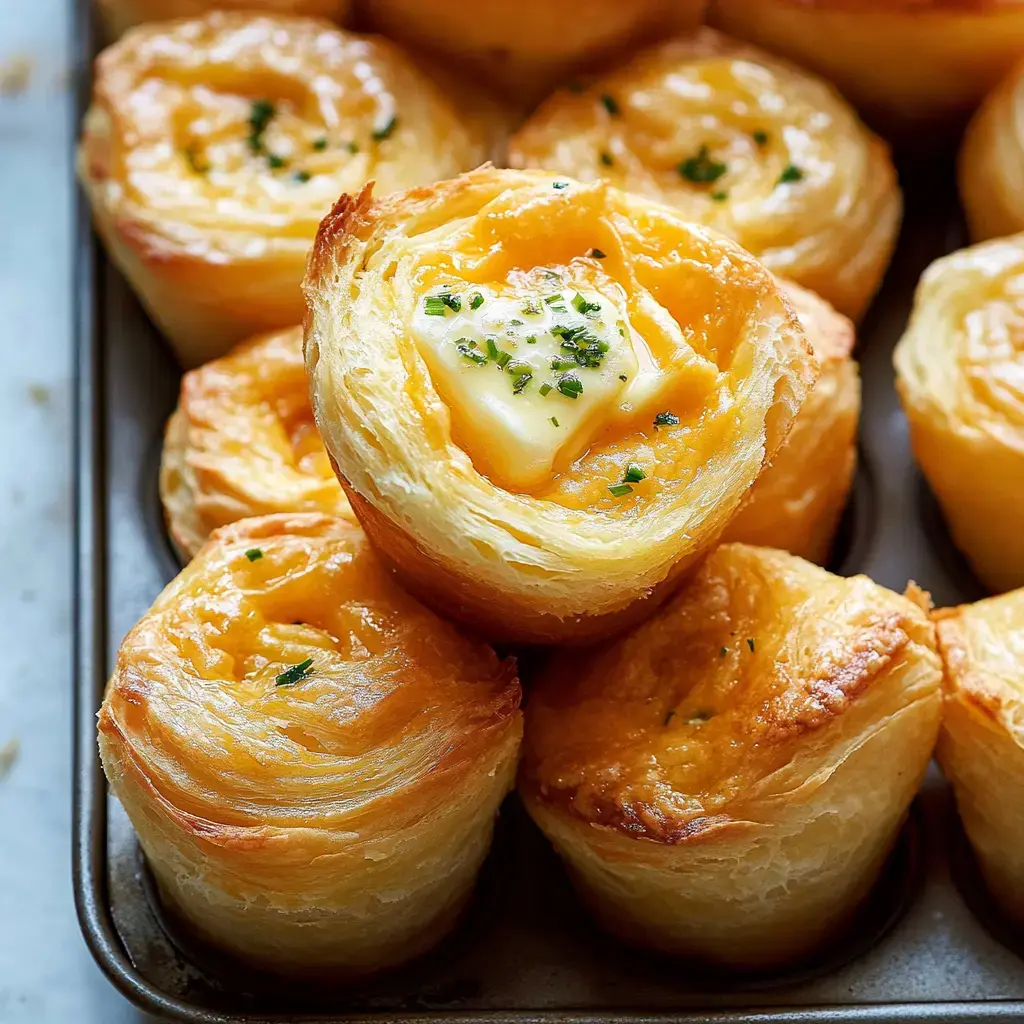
[
  {"x1": 894, "y1": 233, "x2": 1024, "y2": 593},
  {"x1": 508, "y1": 29, "x2": 900, "y2": 320},
  {"x1": 160, "y1": 325, "x2": 352, "y2": 560}
]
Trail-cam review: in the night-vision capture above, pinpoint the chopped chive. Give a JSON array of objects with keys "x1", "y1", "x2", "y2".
[
  {"x1": 275, "y1": 658, "x2": 313, "y2": 687},
  {"x1": 720, "y1": 646, "x2": 728, "y2": 657},
  {"x1": 509, "y1": 318, "x2": 523, "y2": 326},
  {"x1": 608, "y1": 483, "x2": 633, "y2": 497},
  {"x1": 372, "y1": 115, "x2": 398, "y2": 141},
  {"x1": 618, "y1": 373, "x2": 628, "y2": 382},
  {"x1": 292, "y1": 169, "x2": 311, "y2": 183},
  {"x1": 266, "y1": 153, "x2": 287, "y2": 170},
  {"x1": 526, "y1": 335, "x2": 537, "y2": 344},
  {"x1": 512, "y1": 370, "x2": 532, "y2": 394},
  {"x1": 456, "y1": 340, "x2": 487, "y2": 365},
  {"x1": 653, "y1": 411, "x2": 680, "y2": 427},
  {"x1": 521, "y1": 299, "x2": 541, "y2": 315},
  {"x1": 345, "y1": 140, "x2": 359, "y2": 154},
  {"x1": 183, "y1": 145, "x2": 208, "y2": 174},
  {"x1": 486, "y1": 338, "x2": 500, "y2": 360},
  {"x1": 601, "y1": 94, "x2": 620, "y2": 116},
  {"x1": 777, "y1": 164, "x2": 803, "y2": 185},
  {"x1": 440, "y1": 292, "x2": 461, "y2": 312},
  {"x1": 590, "y1": 248, "x2": 606, "y2": 259},
  {"x1": 752, "y1": 129, "x2": 768, "y2": 147},
  {"x1": 245, "y1": 548, "x2": 263, "y2": 562},
  {"x1": 470, "y1": 292, "x2": 484, "y2": 310},
  {"x1": 711, "y1": 191, "x2": 728, "y2": 202},
  {"x1": 549, "y1": 416, "x2": 559, "y2": 426},
  {"x1": 312, "y1": 136, "x2": 328, "y2": 151},
  {"x1": 623, "y1": 463, "x2": 646, "y2": 483},
  {"x1": 664, "y1": 709, "x2": 676, "y2": 726},
  {"x1": 424, "y1": 295, "x2": 447, "y2": 316},
  {"x1": 572, "y1": 292, "x2": 601, "y2": 316},
  {"x1": 747, "y1": 637, "x2": 756, "y2": 653},
  {"x1": 556, "y1": 374, "x2": 583, "y2": 399},
  {"x1": 247, "y1": 98, "x2": 275, "y2": 154},
  {"x1": 495, "y1": 351, "x2": 512, "y2": 368},
  {"x1": 678, "y1": 145, "x2": 727, "y2": 184},
  {"x1": 600, "y1": 151, "x2": 614, "y2": 167},
  {"x1": 544, "y1": 294, "x2": 563, "y2": 305},
  {"x1": 552, "y1": 181, "x2": 569, "y2": 189},
  {"x1": 539, "y1": 383, "x2": 553, "y2": 397}
]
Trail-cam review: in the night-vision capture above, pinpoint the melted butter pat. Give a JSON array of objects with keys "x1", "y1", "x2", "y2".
[{"x1": 412, "y1": 284, "x2": 662, "y2": 491}]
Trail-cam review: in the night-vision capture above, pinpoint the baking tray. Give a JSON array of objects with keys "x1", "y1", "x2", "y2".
[{"x1": 71, "y1": 3, "x2": 1024, "y2": 1021}]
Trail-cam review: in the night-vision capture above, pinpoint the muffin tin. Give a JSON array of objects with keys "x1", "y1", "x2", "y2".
[{"x1": 72, "y1": 7, "x2": 1024, "y2": 1022}]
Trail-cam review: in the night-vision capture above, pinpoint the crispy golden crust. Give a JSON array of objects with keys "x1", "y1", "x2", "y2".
[
  {"x1": 935, "y1": 591, "x2": 1024, "y2": 923},
  {"x1": 508, "y1": 29, "x2": 900, "y2": 321},
  {"x1": 355, "y1": 0, "x2": 707, "y2": 109},
  {"x1": 708, "y1": 0, "x2": 1024, "y2": 136},
  {"x1": 893, "y1": 234, "x2": 1024, "y2": 594},
  {"x1": 521, "y1": 544, "x2": 941, "y2": 967},
  {"x1": 77, "y1": 12, "x2": 494, "y2": 367},
  {"x1": 304, "y1": 167, "x2": 816, "y2": 645},
  {"x1": 98, "y1": 512, "x2": 522, "y2": 975},
  {"x1": 159, "y1": 326, "x2": 355, "y2": 561},
  {"x1": 722, "y1": 280, "x2": 860, "y2": 563}
]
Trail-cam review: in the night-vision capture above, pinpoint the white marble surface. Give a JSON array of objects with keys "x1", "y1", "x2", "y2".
[{"x1": 0, "y1": 4, "x2": 139, "y2": 1021}]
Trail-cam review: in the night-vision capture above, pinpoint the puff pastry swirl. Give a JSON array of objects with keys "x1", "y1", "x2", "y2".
[
  {"x1": 77, "y1": 12, "x2": 492, "y2": 367},
  {"x1": 935, "y1": 589, "x2": 1024, "y2": 925},
  {"x1": 521, "y1": 544, "x2": 942, "y2": 969},
  {"x1": 97, "y1": 513, "x2": 522, "y2": 975},
  {"x1": 304, "y1": 167, "x2": 816, "y2": 644},
  {"x1": 708, "y1": 0, "x2": 1024, "y2": 138},
  {"x1": 507, "y1": 29, "x2": 901, "y2": 320},
  {"x1": 160, "y1": 326, "x2": 354, "y2": 561},
  {"x1": 894, "y1": 234, "x2": 1024, "y2": 593}
]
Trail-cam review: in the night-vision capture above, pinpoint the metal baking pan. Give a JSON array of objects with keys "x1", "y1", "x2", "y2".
[{"x1": 71, "y1": 2, "x2": 1024, "y2": 1020}]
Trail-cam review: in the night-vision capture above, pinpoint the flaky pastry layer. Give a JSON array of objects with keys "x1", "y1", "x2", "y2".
[
  {"x1": 521, "y1": 544, "x2": 941, "y2": 968},
  {"x1": 98, "y1": 513, "x2": 522, "y2": 975},
  {"x1": 508, "y1": 29, "x2": 900, "y2": 320},
  {"x1": 77, "y1": 12, "x2": 493, "y2": 367},
  {"x1": 160, "y1": 326, "x2": 354, "y2": 560},
  {"x1": 304, "y1": 167, "x2": 816, "y2": 644},
  {"x1": 935, "y1": 589, "x2": 1024, "y2": 924},
  {"x1": 894, "y1": 234, "x2": 1024, "y2": 593}
]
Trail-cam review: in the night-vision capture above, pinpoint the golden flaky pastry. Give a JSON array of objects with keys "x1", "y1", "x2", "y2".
[
  {"x1": 959, "y1": 56, "x2": 1024, "y2": 242},
  {"x1": 708, "y1": 0, "x2": 1024, "y2": 138},
  {"x1": 508, "y1": 30, "x2": 900, "y2": 321},
  {"x1": 521, "y1": 544, "x2": 942, "y2": 969},
  {"x1": 894, "y1": 235, "x2": 1024, "y2": 594},
  {"x1": 355, "y1": 0, "x2": 707, "y2": 109},
  {"x1": 935, "y1": 589, "x2": 1024, "y2": 924},
  {"x1": 304, "y1": 167, "x2": 816, "y2": 645},
  {"x1": 723, "y1": 280, "x2": 860, "y2": 564},
  {"x1": 160, "y1": 326, "x2": 354, "y2": 561},
  {"x1": 96, "y1": 0, "x2": 351, "y2": 39},
  {"x1": 98, "y1": 513, "x2": 522, "y2": 976},
  {"x1": 77, "y1": 13, "x2": 494, "y2": 368}
]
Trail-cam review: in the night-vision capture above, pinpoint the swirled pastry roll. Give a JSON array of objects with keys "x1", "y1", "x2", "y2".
[
  {"x1": 77, "y1": 13, "x2": 493, "y2": 368},
  {"x1": 935, "y1": 590, "x2": 1024, "y2": 924},
  {"x1": 160, "y1": 326, "x2": 353, "y2": 561},
  {"x1": 959, "y1": 57, "x2": 1024, "y2": 242},
  {"x1": 355, "y1": 0, "x2": 707, "y2": 109},
  {"x1": 894, "y1": 235, "x2": 1024, "y2": 594},
  {"x1": 723, "y1": 280, "x2": 860, "y2": 564},
  {"x1": 708, "y1": 0, "x2": 1024, "y2": 138},
  {"x1": 507, "y1": 30, "x2": 900, "y2": 321},
  {"x1": 521, "y1": 544, "x2": 942, "y2": 969},
  {"x1": 98, "y1": 513, "x2": 522, "y2": 976},
  {"x1": 96, "y1": 0, "x2": 350, "y2": 39},
  {"x1": 304, "y1": 167, "x2": 816, "y2": 645}
]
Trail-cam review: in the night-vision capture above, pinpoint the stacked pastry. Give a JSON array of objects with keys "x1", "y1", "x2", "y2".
[{"x1": 80, "y1": 0, "x2": 1020, "y2": 982}]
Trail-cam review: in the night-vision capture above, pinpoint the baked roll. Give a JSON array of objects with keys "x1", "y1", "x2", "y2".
[
  {"x1": 160, "y1": 325, "x2": 354, "y2": 561},
  {"x1": 708, "y1": 0, "x2": 1024, "y2": 138},
  {"x1": 959, "y1": 57, "x2": 1024, "y2": 243},
  {"x1": 77, "y1": 13, "x2": 493, "y2": 368},
  {"x1": 97, "y1": 512, "x2": 522, "y2": 976},
  {"x1": 355, "y1": 0, "x2": 707, "y2": 110},
  {"x1": 520, "y1": 544, "x2": 942, "y2": 969},
  {"x1": 722, "y1": 280, "x2": 860, "y2": 564},
  {"x1": 304, "y1": 167, "x2": 816, "y2": 645},
  {"x1": 96, "y1": 0, "x2": 350, "y2": 39},
  {"x1": 894, "y1": 235, "x2": 1024, "y2": 594},
  {"x1": 935, "y1": 590, "x2": 1024, "y2": 924},
  {"x1": 507, "y1": 30, "x2": 900, "y2": 321}
]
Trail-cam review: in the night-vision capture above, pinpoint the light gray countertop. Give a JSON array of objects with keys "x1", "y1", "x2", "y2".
[{"x1": 0, "y1": 4, "x2": 140, "y2": 1021}]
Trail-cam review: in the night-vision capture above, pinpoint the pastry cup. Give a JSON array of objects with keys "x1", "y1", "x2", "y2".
[
  {"x1": 708, "y1": 0, "x2": 1024, "y2": 139},
  {"x1": 520, "y1": 544, "x2": 942, "y2": 969},
  {"x1": 935, "y1": 589, "x2": 1024, "y2": 924},
  {"x1": 355, "y1": 0, "x2": 708, "y2": 110},
  {"x1": 507, "y1": 28, "x2": 901, "y2": 320},
  {"x1": 98, "y1": 513, "x2": 522, "y2": 977},
  {"x1": 959, "y1": 56, "x2": 1024, "y2": 243},
  {"x1": 304, "y1": 167, "x2": 816, "y2": 645},
  {"x1": 160, "y1": 325, "x2": 354, "y2": 561},
  {"x1": 894, "y1": 234, "x2": 1024, "y2": 594},
  {"x1": 723, "y1": 280, "x2": 860, "y2": 564},
  {"x1": 77, "y1": 12, "x2": 494, "y2": 368}
]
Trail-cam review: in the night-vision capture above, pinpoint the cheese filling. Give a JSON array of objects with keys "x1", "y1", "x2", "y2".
[{"x1": 412, "y1": 279, "x2": 664, "y2": 491}]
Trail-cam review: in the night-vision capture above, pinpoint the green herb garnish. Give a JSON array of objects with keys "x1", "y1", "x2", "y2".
[
  {"x1": 752, "y1": 129, "x2": 768, "y2": 147},
  {"x1": 552, "y1": 181, "x2": 569, "y2": 190},
  {"x1": 456, "y1": 339, "x2": 487, "y2": 365},
  {"x1": 345, "y1": 140, "x2": 359, "y2": 154},
  {"x1": 572, "y1": 293, "x2": 601, "y2": 316},
  {"x1": 470, "y1": 293, "x2": 485, "y2": 310},
  {"x1": 600, "y1": 151, "x2": 614, "y2": 167},
  {"x1": 495, "y1": 351, "x2": 512, "y2": 368},
  {"x1": 275, "y1": 658, "x2": 313, "y2": 687},
  {"x1": 544, "y1": 294, "x2": 563, "y2": 305},
  {"x1": 623, "y1": 464, "x2": 646, "y2": 483},
  {"x1": 601, "y1": 94, "x2": 620, "y2": 116},
  {"x1": 679, "y1": 145, "x2": 727, "y2": 184},
  {"x1": 372, "y1": 115, "x2": 398, "y2": 141},
  {"x1": 293, "y1": 169, "x2": 311, "y2": 183},
  {"x1": 556, "y1": 374, "x2": 583, "y2": 399},
  {"x1": 608, "y1": 483, "x2": 632, "y2": 497},
  {"x1": 485, "y1": 337, "x2": 500, "y2": 360},
  {"x1": 720, "y1": 646, "x2": 728, "y2": 657},
  {"x1": 653, "y1": 411, "x2": 680, "y2": 427},
  {"x1": 247, "y1": 99, "x2": 275, "y2": 154},
  {"x1": 245, "y1": 548, "x2": 263, "y2": 562},
  {"x1": 711, "y1": 191, "x2": 728, "y2": 202},
  {"x1": 266, "y1": 153, "x2": 287, "y2": 170},
  {"x1": 526, "y1": 335, "x2": 538, "y2": 344},
  {"x1": 549, "y1": 416, "x2": 559, "y2": 426},
  {"x1": 590, "y1": 248, "x2": 606, "y2": 259},
  {"x1": 312, "y1": 136, "x2": 328, "y2": 151},
  {"x1": 511, "y1": 369, "x2": 532, "y2": 394},
  {"x1": 521, "y1": 299, "x2": 541, "y2": 315},
  {"x1": 183, "y1": 146, "x2": 208, "y2": 174},
  {"x1": 777, "y1": 164, "x2": 804, "y2": 185},
  {"x1": 664, "y1": 709, "x2": 676, "y2": 726},
  {"x1": 424, "y1": 295, "x2": 447, "y2": 316},
  {"x1": 747, "y1": 637, "x2": 756, "y2": 653}
]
